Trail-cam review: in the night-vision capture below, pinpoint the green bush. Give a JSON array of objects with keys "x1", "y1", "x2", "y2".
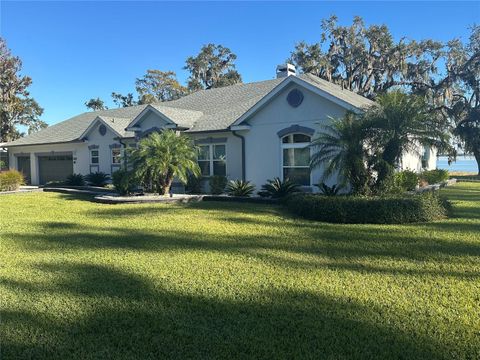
[
  {"x1": 316, "y1": 182, "x2": 343, "y2": 196},
  {"x1": 394, "y1": 170, "x2": 419, "y2": 191},
  {"x1": 85, "y1": 172, "x2": 110, "y2": 187},
  {"x1": 65, "y1": 173, "x2": 85, "y2": 186},
  {"x1": 226, "y1": 180, "x2": 256, "y2": 197},
  {"x1": 421, "y1": 169, "x2": 449, "y2": 185},
  {"x1": 112, "y1": 169, "x2": 136, "y2": 195},
  {"x1": 209, "y1": 175, "x2": 228, "y2": 195},
  {"x1": 258, "y1": 177, "x2": 300, "y2": 198},
  {"x1": 0, "y1": 170, "x2": 24, "y2": 191},
  {"x1": 285, "y1": 192, "x2": 448, "y2": 224},
  {"x1": 186, "y1": 174, "x2": 203, "y2": 194}
]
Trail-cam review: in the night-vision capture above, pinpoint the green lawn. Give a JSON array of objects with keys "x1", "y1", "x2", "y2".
[{"x1": 1, "y1": 183, "x2": 479, "y2": 359}]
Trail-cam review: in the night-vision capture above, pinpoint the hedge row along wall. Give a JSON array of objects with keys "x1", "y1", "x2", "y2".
[{"x1": 285, "y1": 192, "x2": 449, "y2": 224}]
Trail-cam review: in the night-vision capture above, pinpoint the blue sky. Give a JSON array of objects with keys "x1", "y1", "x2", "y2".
[{"x1": 2, "y1": 1, "x2": 479, "y2": 125}]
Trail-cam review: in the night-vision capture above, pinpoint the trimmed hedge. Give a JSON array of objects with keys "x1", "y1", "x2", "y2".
[{"x1": 285, "y1": 192, "x2": 449, "y2": 224}]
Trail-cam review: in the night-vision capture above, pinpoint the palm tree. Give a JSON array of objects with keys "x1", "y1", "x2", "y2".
[
  {"x1": 129, "y1": 130, "x2": 201, "y2": 195},
  {"x1": 310, "y1": 112, "x2": 370, "y2": 195},
  {"x1": 363, "y1": 91, "x2": 449, "y2": 168}
]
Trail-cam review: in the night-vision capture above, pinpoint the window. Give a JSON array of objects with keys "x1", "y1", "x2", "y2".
[
  {"x1": 198, "y1": 144, "x2": 226, "y2": 176},
  {"x1": 112, "y1": 148, "x2": 122, "y2": 164},
  {"x1": 90, "y1": 150, "x2": 99, "y2": 164},
  {"x1": 281, "y1": 133, "x2": 311, "y2": 186}
]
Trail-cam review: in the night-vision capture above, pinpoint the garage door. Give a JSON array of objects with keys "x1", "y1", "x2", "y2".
[
  {"x1": 17, "y1": 156, "x2": 31, "y2": 184},
  {"x1": 39, "y1": 155, "x2": 73, "y2": 185}
]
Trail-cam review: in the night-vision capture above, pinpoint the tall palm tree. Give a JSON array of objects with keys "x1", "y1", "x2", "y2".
[
  {"x1": 310, "y1": 112, "x2": 370, "y2": 194},
  {"x1": 363, "y1": 91, "x2": 450, "y2": 168},
  {"x1": 129, "y1": 130, "x2": 201, "y2": 195}
]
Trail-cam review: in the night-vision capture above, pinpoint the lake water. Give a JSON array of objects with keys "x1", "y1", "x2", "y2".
[{"x1": 437, "y1": 155, "x2": 477, "y2": 173}]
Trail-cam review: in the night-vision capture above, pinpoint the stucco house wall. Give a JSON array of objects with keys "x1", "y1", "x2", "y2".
[
  {"x1": 9, "y1": 142, "x2": 84, "y2": 185},
  {"x1": 240, "y1": 83, "x2": 346, "y2": 189},
  {"x1": 135, "y1": 111, "x2": 169, "y2": 130},
  {"x1": 401, "y1": 144, "x2": 437, "y2": 173},
  {"x1": 5, "y1": 72, "x2": 438, "y2": 189},
  {"x1": 8, "y1": 121, "x2": 123, "y2": 185},
  {"x1": 187, "y1": 132, "x2": 243, "y2": 181}
]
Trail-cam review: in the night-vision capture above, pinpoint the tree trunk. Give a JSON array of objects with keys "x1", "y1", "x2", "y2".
[
  {"x1": 158, "y1": 174, "x2": 174, "y2": 195},
  {"x1": 474, "y1": 150, "x2": 480, "y2": 176}
]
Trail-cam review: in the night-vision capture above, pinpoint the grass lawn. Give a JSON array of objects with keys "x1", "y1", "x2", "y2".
[{"x1": 1, "y1": 183, "x2": 479, "y2": 359}]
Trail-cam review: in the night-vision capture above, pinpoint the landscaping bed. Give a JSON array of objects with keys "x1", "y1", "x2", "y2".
[{"x1": 94, "y1": 193, "x2": 279, "y2": 204}]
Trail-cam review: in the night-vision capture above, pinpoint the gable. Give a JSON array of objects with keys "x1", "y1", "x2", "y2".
[
  {"x1": 231, "y1": 76, "x2": 370, "y2": 128},
  {"x1": 80, "y1": 117, "x2": 122, "y2": 141},
  {"x1": 242, "y1": 82, "x2": 347, "y2": 127},
  {"x1": 133, "y1": 109, "x2": 171, "y2": 130}
]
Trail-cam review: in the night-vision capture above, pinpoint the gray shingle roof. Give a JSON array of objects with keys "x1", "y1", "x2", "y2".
[
  {"x1": 6, "y1": 105, "x2": 149, "y2": 146},
  {"x1": 96, "y1": 116, "x2": 135, "y2": 138},
  {"x1": 149, "y1": 104, "x2": 203, "y2": 128},
  {"x1": 299, "y1": 73, "x2": 374, "y2": 109},
  {"x1": 5, "y1": 74, "x2": 374, "y2": 146}
]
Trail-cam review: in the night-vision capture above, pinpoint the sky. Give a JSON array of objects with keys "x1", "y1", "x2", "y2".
[{"x1": 1, "y1": 1, "x2": 479, "y2": 125}]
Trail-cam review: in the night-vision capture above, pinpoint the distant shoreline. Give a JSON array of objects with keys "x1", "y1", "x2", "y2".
[{"x1": 437, "y1": 155, "x2": 477, "y2": 173}]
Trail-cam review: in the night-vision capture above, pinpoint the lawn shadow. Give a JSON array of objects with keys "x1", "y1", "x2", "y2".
[
  {"x1": 7, "y1": 217, "x2": 480, "y2": 280},
  {"x1": 1, "y1": 262, "x2": 461, "y2": 359}
]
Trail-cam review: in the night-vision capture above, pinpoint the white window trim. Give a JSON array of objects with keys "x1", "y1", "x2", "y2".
[
  {"x1": 90, "y1": 149, "x2": 99, "y2": 165},
  {"x1": 280, "y1": 134, "x2": 312, "y2": 186},
  {"x1": 198, "y1": 143, "x2": 227, "y2": 177},
  {"x1": 111, "y1": 148, "x2": 122, "y2": 165}
]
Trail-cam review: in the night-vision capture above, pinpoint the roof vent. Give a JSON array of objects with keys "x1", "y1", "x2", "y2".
[{"x1": 276, "y1": 63, "x2": 296, "y2": 78}]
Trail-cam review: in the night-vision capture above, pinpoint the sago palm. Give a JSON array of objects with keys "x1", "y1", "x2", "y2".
[
  {"x1": 129, "y1": 130, "x2": 201, "y2": 195},
  {"x1": 310, "y1": 112, "x2": 370, "y2": 194}
]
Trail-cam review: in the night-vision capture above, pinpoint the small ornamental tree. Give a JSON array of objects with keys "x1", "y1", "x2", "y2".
[
  {"x1": 310, "y1": 112, "x2": 370, "y2": 195},
  {"x1": 129, "y1": 130, "x2": 201, "y2": 195}
]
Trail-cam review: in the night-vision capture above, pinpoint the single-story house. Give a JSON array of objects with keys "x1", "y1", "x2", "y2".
[{"x1": 4, "y1": 65, "x2": 436, "y2": 190}]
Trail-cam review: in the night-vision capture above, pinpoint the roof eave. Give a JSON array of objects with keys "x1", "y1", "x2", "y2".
[{"x1": 4, "y1": 139, "x2": 86, "y2": 148}]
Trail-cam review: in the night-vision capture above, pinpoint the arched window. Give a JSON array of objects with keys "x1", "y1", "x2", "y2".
[{"x1": 281, "y1": 133, "x2": 311, "y2": 186}]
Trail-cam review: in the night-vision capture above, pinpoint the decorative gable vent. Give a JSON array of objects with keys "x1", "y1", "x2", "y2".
[
  {"x1": 287, "y1": 89, "x2": 304, "y2": 107},
  {"x1": 98, "y1": 124, "x2": 107, "y2": 136}
]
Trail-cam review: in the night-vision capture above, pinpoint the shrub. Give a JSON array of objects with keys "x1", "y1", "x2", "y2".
[
  {"x1": 421, "y1": 169, "x2": 449, "y2": 185},
  {"x1": 85, "y1": 172, "x2": 110, "y2": 187},
  {"x1": 226, "y1": 180, "x2": 256, "y2": 197},
  {"x1": 372, "y1": 160, "x2": 398, "y2": 195},
  {"x1": 258, "y1": 177, "x2": 300, "y2": 198},
  {"x1": 0, "y1": 170, "x2": 24, "y2": 191},
  {"x1": 186, "y1": 173, "x2": 203, "y2": 194},
  {"x1": 112, "y1": 169, "x2": 136, "y2": 195},
  {"x1": 394, "y1": 170, "x2": 419, "y2": 191},
  {"x1": 285, "y1": 192, "x2": 448, "y2": 224},
  {"x1": 65, "y1": 173, "x2": 85, "y2": 186},
  {"x1": 316, "y1": 182, "x2": 343, "y2": 196},
  {"x1": 209, "y1": 175, "x2": 228, "y2": 195}
]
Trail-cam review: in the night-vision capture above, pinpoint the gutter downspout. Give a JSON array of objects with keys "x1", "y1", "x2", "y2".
[
  {"x1": 232, "y1": 130, "x2": 246, "y2": 181},
  {"x1": 118, "y1": 138, "x2": 128, "y2": 169}
]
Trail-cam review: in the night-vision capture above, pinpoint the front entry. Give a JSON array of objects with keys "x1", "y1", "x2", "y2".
[
  {"x1": 38, "y1": 154, "x2": 73, "y2": 185},
  {"x1": 16, "y1": 156, "x2": 31, "y2": 184}
]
